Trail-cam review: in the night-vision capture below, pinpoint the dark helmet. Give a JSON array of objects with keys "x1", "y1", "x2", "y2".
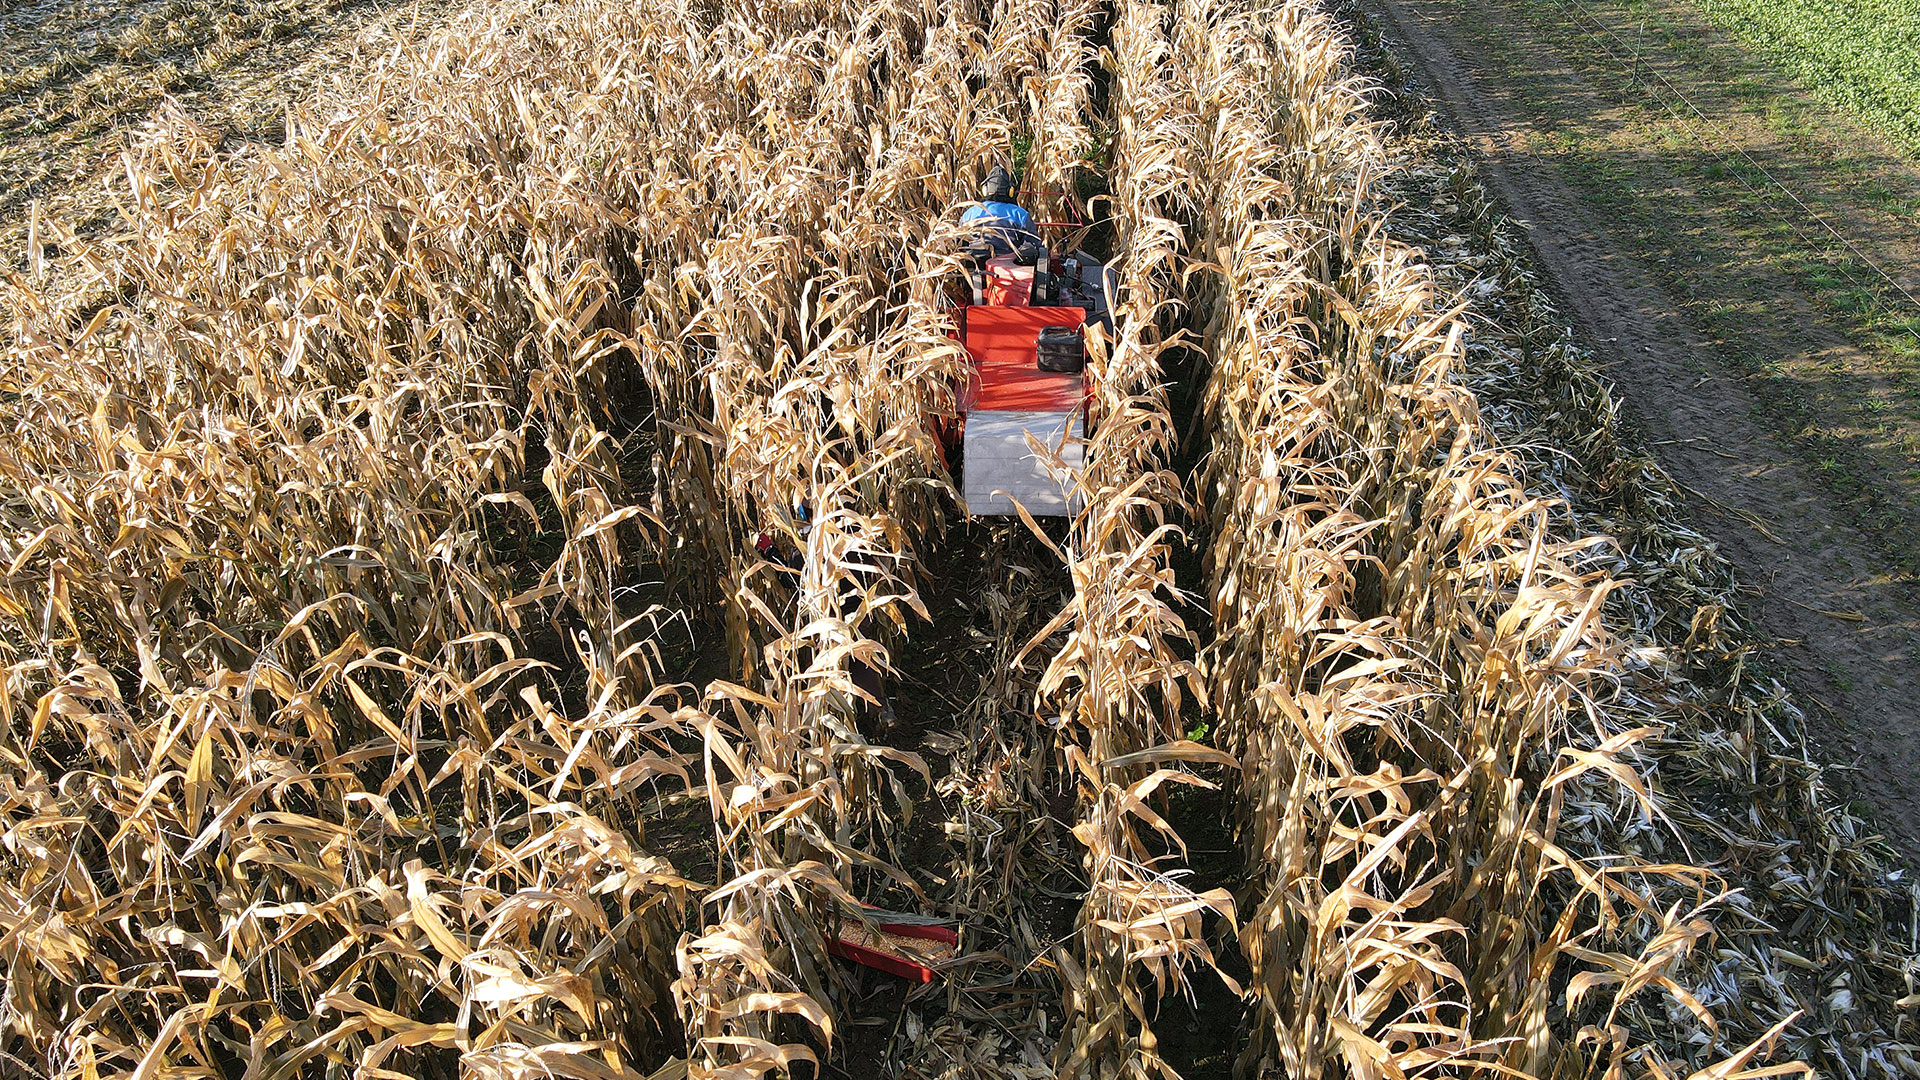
[{"x1": 982, "y1": 165, "x2": 1014, "y2": 202}]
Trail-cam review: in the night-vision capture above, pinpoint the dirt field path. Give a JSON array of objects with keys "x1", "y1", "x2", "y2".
[{"x1": 1362, "y1": 0, "x2": 1920, "y2": 854}]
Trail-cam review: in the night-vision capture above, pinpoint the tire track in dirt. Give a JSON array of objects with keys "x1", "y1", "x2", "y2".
[{"x1": 1363, "y1": 0, "x2": 1920, "y2": 853}]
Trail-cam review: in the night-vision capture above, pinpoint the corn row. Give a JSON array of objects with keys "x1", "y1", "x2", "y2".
[
  {"x1": 1381, "y1": 125, "x2": 1920, "y2": 1078},
  {"x1": 1042, "y1": 4, "x2": 1244, "y2": 1076},
  {"x1": 1, "y1": 3, "x2": 716, "y2": 1076},
  {"x1": 614, "y1": 3, "x2": 1081, "y2": 1075},
  {"x1": 1187, "y1": 2, "x2": 1807, "y2": 1078}
]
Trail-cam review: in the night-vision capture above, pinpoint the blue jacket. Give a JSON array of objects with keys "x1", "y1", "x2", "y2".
[{"x1": 962, "y1": 200, "x2": 1038, "y2": 253}]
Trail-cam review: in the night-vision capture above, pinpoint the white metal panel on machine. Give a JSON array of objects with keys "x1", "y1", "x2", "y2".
[{"x1": 963, "y1": 409, "x2": 1085, "y2": 517}]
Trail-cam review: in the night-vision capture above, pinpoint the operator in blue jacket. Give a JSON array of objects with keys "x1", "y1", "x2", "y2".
[{"x1": 961, "y1": 166, "x2": 1038, "y2": 255}]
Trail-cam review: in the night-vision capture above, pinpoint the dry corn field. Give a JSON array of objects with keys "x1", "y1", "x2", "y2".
[
  {"x1": 0, "y1": 0, "x2": 459, "y2": 260},
  {"x1": 2, "y1": 0, "x2": 1917, "y2": 1078}
]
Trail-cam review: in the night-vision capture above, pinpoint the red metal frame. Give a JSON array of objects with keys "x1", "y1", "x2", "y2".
[
  {"x1": 985, "y1": 258, "x2": 1033, "y2": 306},
  {"x1": 959, "y1": 305, "x2": 1088, "y2": 412}
]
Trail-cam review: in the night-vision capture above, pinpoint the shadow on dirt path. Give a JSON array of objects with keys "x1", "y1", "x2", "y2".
[{"x1": 1361, "y1": 0, "x2": 1920, "y2": 854}]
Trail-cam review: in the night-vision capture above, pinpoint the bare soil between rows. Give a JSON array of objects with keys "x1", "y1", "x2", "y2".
[{"x1": 1360, "y1": 0, "x2": 1920, "y2": 855}]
